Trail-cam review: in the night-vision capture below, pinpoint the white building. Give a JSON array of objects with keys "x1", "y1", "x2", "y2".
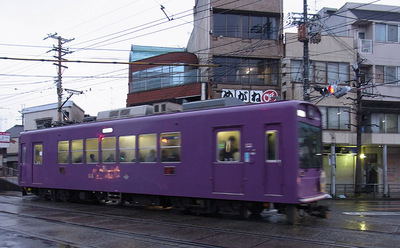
[{"x1": 22, "y1": 101, "x2": 84, "y2": 131}]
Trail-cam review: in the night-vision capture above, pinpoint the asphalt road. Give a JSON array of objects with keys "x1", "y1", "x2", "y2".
[{"x1": 0, "y1": 191, "x2": 399, "y2": 247}]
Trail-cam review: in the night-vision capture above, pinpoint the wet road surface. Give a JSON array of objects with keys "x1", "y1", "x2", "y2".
[{"x1": 0, "y1": 191, "x2": 400, "y2": 247}]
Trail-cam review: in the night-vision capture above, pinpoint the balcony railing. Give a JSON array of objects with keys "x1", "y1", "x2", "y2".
[{"x1": 359, "y1": 39, "x2": 373, "y2": 54}]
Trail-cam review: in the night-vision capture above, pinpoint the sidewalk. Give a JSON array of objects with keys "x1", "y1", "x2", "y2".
[{"x1": 0, "y1": 177, "x2": 20, "y2": 191}]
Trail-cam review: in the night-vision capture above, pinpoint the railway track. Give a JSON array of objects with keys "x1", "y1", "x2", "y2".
[{"x1": 0, "y1": 194, "x2": 392, "y2": 248}]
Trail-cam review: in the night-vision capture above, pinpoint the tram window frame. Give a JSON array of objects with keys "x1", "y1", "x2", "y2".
[
  {"x1": 160, "y1": 132, "x2": 181, "y2": 163},
  {"x1": 217, "y1": 130, "x2": 241, "y2": 162},
  {"x1": 86, "y1": 138, "x2": 99, "y2": 164},
  {"x1": 266, "y1": 130, "x2": 279, "y2": 161},
  {"x1": 71, "y1": 139, "x2": 83, "y2": 164},
  {"x1": 101, "y1": 137, "x2": 116, "y2": 163},
  {"x1": 57, "y1": 141, "x2": 69, "y2": 164},
  {"x1": 139, "y1": 133, "x2": 157, "y2": 163},
  {"x1": 119, "y1": 135, "x2": 136, "y2": 163},
  {"x1": 34, "y1": 144, "x2": 43, "y2": 165}
]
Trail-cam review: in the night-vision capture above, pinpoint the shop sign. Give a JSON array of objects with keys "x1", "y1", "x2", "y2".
[{"x1": 222, "y1": 89, "x2": 278, "y2": 103}]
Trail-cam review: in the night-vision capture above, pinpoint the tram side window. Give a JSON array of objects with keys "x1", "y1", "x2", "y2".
[
  {"x1": 266, "y1": 131, "x2": 279, "y2": 161},
  {"x1": 34, "y1": 144, "x2": 43, "y2": 164},
  {"x1": 71, "y1": 139, "x2": 83, "y2": 164},
  {"x1": 102, "y1": 137, "x2": 116, "y2": 163},
  {"x1": 160, "y1": 132, "x2": 181, "y2": 162},
  {"x1": 217, "y1": 131, "x2": 240, "y2": 162},
  {"x1": 119, "y1": 135, "x2": 136, "y2": 163},
  {"x1": 86, "y1": 138, "x2": 98, "y2": 164},
  {"x1": 139, "y1": 134, "x2": 157, "y2": 163},
  {"x1": 58, "y1": 141, "x2": 69, "y2": 164}
]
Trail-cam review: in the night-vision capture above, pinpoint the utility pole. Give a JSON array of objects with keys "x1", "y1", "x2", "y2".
[
  {"x1": 303, "y1": 0, "x2": 310, "y2": 101},
  {"x1": 292, "y1": 0, "x2": 322, "y2": 101},
  {"x1": 330, "y1": 134, "x2": 336, "y2": 197},
  {"x1": 353, "y1": 56, "x2": 364, "y2": 195},
  {"x1": 44, "y1": 33, "x2": 74, "y2": 122}
]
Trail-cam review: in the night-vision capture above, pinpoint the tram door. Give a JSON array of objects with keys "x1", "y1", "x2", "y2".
[
  {"x1": 19, "y1": 143, "x2": 27, "y2": 184},
  {"x1": 212, "y1": 128, "x2": 244, "y2": 194},
  {"x1": 32, "y1": 142, "x2": 44, "y2": 184},
  {"x1": 264, "y1": 124, "x2": 283, "y2": 196}
]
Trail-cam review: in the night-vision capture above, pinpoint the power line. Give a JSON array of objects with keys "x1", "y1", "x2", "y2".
[{"x1": 0, "y1": 56, "x2": 219, "y2": 67}]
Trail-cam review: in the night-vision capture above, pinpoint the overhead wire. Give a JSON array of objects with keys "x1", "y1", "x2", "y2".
[{"x1": 1, "y1": 0, "x2": 400, "y2": 110}]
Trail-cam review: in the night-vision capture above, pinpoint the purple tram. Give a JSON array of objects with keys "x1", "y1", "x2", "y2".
[{"x1": 18, "y1": 100, "x2": 328, "y2": 223}]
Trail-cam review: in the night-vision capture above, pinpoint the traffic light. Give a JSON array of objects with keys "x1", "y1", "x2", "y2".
[
  {"x1": 314, "y1": 84, "x2": 337, "y2": 97},
  {"x1": 328, "y1": 84, "x2": 337, "y2": 94},
  {"x1": 334, "y1": 86, "x2": 351, "y2": 98}
]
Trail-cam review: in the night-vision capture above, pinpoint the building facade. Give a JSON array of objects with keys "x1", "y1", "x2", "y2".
[
  {"x1": 187, "y1": 0, "x2": 284, "y2": 102},
  {"x1": 284, "y1": 32, "x2": 358, "y2": 189},
  {"x1": 22, "y1": 101, "x2": 84, "y2": 131},
  {"x1": 127, "y1": 45, "x2": 202, "y2": 107},
  {"x1": 284, "y1": 2, "x2": 400, "y2": 194},
  {"x1": 1, "y1": 125, "x2": 23, "y2": 176}
]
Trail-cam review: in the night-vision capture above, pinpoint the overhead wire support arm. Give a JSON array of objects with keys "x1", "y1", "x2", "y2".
[
  {"x1": 160, "y1": 5, "x2": 173, "y2": 21},
  {"x1": 59, "y1": 88, "x2": 84, "y2": 122}
]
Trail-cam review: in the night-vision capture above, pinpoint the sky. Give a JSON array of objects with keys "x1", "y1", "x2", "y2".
[{"x1": 0, "y1": 0, "x2": 398, "y2": 131}]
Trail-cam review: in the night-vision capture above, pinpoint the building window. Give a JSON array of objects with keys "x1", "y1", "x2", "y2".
[
  {"x1": 290, "y1": 60, "x2": 313, "y2": 82},
  {"x1": 291, "y1": 60, "x2": 349, "y2": 84},
  {"x1": 139, "y1": 134, "x2": 157, "y2": 162},
  {"x1": 131, "y1": 65, "x2": 198, "y2": 93},
  {"x1": 213, "y1": 10, "x2": 279, "y2": 40},
  {"x1": 36, "y1": 118, "x2": 52, "y2": 129},
  {"x1": 160, "y1": 132, "x2": 181, "y2": 162},
  {"x1": 71, "y1": 139, "x2": 83, "y2": 164},
  {"x1": 371, "y1": 113, "x2": 399, "y2": 133},
  {"x1": 119, "y1": 135, "x2": 136, "y2": 163},
  {"x1": 102, "y1": 137, "x2": 116, "y2": 163},
  {"x1": 316, "y1": 61, "x2": 349, "y2": 84},
  {"x1": 376, "y1": 65, "x2": 400, "y2": 85},
  {"x1": 58, "y1": 141, "x2": 69, "y2": 164},
  {"x1": 375, "y1": 23, "x2": 399, "y2": 42},
  {"x1": 217, "y1": 131, "x2": 240, "y2": 162},
  {"x1": 319, "y1": 107, "x2": 351, "y2": 130},
  {"x1": 213, "y1": 56, "x2": 279, "y2": 85}
]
